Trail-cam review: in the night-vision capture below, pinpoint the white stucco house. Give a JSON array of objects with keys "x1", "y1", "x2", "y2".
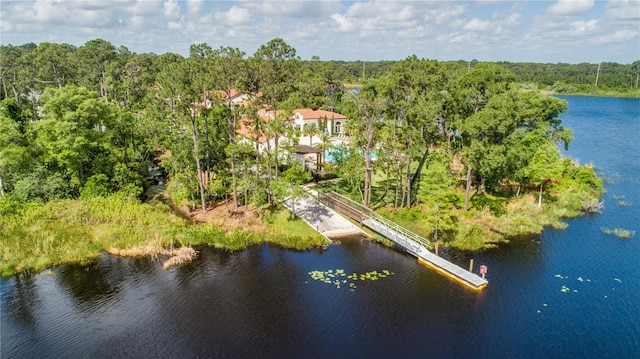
[
  {"x1": 292, "y1": 109, "x2": 347, "y2": 136},
  {"x1": 209, "y1": 89, "x2": 348, "y2": 160},
  {"x1": 236, "y1": 107, "x2": 349, "y2": 153}
]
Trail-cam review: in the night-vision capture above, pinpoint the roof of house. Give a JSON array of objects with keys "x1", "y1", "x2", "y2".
[
  {"x1": 294, "y1": 109, "x2": 346, "y2": 120},
  {"x1": 257, "y1": 108, "x2": 295, "y2": 121},
  {"x1": 236, "y1": 108, "x2": 296, "y2": 143},
  {"x1": 236, "y1": 116, "x2": 270, "y2": 143},
  {"x1": 216, "y1": 89, "x2": 241, "y2": 100},
  {"x1": 212, "y1": 89, "x2": 263, "y2": 101}
]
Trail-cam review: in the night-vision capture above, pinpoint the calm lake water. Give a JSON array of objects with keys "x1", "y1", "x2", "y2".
[{"x1": 2, "y1": 96, "x2": 639, "y2": 358}]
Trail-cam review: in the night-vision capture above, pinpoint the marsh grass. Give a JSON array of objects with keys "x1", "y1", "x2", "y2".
[
  {"x1": 264, "y1": 208, "x2": 329, "y2": 250},
  {"x1": 107, "y1": 237, "x2": 198, "y2": 270},
  {"x1": 0, "y1": 195, "x2": 328, "y2": 277},
  {"x1": 162, "y1": 246, "x2": 197, "y2": 270}
]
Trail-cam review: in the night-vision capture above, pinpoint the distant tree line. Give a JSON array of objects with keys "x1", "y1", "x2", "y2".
[{"x1": 498, "y1": 61, "x2": 640, "y2": 91}]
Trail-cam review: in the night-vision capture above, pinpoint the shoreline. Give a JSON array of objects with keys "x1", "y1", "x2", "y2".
[
  {"x1": 539, "y1": 90, "x2": 640, "y2": 99},
  {"x1": 0, "y1": 185, "x2": 600, "y2": 277},
  {"x1": 0, "y1": 154, "x2": 604, "y2": 277}
]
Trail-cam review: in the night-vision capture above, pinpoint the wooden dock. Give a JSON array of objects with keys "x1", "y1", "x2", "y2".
[
  {"x1": 364, "y1": 218, "x2": 487, "y2": 290},
  {"x1": 318, "y1": 191, "x2": 488, "y2": 290}
]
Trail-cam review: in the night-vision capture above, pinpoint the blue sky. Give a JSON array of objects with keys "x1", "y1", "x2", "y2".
[{"x1": 1, "y1": 0, "x2": 638, "y2": 63}]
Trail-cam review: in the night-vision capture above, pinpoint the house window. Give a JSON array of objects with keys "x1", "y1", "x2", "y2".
[{"x1": 334, "y1": 121, "x2": 342, "y2": 134}]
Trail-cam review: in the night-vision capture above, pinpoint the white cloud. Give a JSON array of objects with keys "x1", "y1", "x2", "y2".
[
  {"x1": 241, "y1": 0, "x2": 340, "y2": 19},
  {"x1": 463, "y1": 18, "x2": 494, "y2": 31},
  {"x1": 214, "y1": 6, "x2": 252, "y2": 26},
  {"x1": 500, "y1": 6, "x2": 522, "y2": 28},
  {"x1": 186, "y1": 0, "x2": 203, "y2": 15},
  {"x1": 529, "y1": 16, "x2": 598, "y2": 41},
  {"x1": 1, "y1": 17, "x2": 13, "y2": 32},
  {"x1": 547, "y1": 0, "x2": 595, "y2": 16},
  {"x1": 22, "y1": 0, "x2": 118, "y2": 28},
  {"x1": 330, "y1": 1, "x2": 444, "y2": 39},
  {"x1": 593, "y1": 29, "x2": 638, "y2": 44},
  {"x1": 345, "y1": 1, "x2": 396, "y2": 18},
  {"x1": 346, "y1": 1, "x2": 422, "y2": 23},
  {"x1": 442, "y1": 32, "x2": 479, "y2": 44},
  {"x1": 396, "y1": 25, "x2": 428, "y2": 39},
  {"x1": 449, "y1": 18, "x2": 466, "y2": 29},
  {"x1": 128, "y1": 0, "x2": 162, "y2": 16},
  {"x1": 130, "y1": 15, "x2": 145, "y2": 29},
  {"x1": 163, "y1": 0, "x2": 181, "y2": 18},
  {"x1": 330, "y1": 13, "x2": 356, "y2": 33},
  {"x1": 431, "y1": 5, "x2": 466, "y2": 25},
  {"x1": 168, "y1": 20, "x2": 182, "y2": 30},
  {"x1": 569, "y1": 19, "x2": 599, "y2": 35},
  {"x1": 605, "y1": 0, "x2": 640, "y2": 21}
]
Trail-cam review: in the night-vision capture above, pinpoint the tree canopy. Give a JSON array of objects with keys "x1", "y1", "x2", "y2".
[{"x1": 0, "y1": 38, "x2": 604, "y2": 222}]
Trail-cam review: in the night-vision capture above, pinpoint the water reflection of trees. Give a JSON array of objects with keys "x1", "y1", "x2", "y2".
[
  {"x1": 57, "y1": 263, "x2": 116, "y2": 310},
  {"x1": 55, "y1": 253, "x2": 138, "y2": 311},
  {"x1": 171, "y1": 246, "x2": 234, "y2": 286},
  {"x1": 3, "y1": 272, "x2": 39, "y2": 329}
]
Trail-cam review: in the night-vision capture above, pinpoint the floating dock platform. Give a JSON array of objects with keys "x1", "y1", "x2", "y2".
[{"x1": 364, "y1": 218, "x2": 488, "y2": 290}]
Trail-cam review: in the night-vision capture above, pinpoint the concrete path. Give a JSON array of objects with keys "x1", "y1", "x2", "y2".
[{"x1": 284, "y1": 194, "x2": 366, "y2": 239}]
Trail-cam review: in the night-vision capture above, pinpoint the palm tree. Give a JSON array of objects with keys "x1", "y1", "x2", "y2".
[
  {"x1": 302, "y1": 123, "x2": 319, "y2": 146},
  {"x1": 315, "y1": 132, "x2": 337, "y2": 168}
]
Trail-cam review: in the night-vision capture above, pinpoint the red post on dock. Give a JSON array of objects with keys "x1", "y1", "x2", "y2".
[{"x1": 479, "y1": 265, "x2": 487, "y2": 279}]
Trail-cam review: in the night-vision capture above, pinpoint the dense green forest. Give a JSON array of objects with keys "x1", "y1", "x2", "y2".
[
  {"x1": 337, "y1": 59, "x2": 640, "y2": 95},
  {"x1": 1, "y1": 39, "x2": 609, "y2": 275}
]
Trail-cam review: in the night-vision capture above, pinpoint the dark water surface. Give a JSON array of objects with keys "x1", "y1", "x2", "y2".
[{"x1": 2, "y1": 96, "x2": 639, "y2": 358}]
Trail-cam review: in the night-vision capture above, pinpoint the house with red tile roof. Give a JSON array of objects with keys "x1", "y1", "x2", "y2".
[
  {"x1": 293, "y1": 109, "x2": 347, "y2": 136},
  {"x1": 235, "y1": 107, "x2": 349, "y2": 154}
]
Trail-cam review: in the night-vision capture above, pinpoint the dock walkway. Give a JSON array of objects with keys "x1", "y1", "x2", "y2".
[{"x1": 283, "y1": 194, "x2": 366, "y2": 239}]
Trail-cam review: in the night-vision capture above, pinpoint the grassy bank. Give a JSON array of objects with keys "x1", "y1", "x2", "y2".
[
  {"x1": 0, "y1": 194, "x2": 328, "y2": 277},
  {"x1": 378, "y1": 192, "x2": 591, "y2": 251}
]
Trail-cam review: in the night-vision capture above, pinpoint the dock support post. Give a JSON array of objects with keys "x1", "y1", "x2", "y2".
[
  {"x1": 469, "y1": 258, "x2": 474, "y2": 273},
  {"x1": 435, "y1": 243, "x2": 439, "y2": 256}
]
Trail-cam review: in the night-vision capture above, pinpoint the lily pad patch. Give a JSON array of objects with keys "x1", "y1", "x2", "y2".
[{"x1": 308, "y1": 269, "x2": 395, "y2": 290}]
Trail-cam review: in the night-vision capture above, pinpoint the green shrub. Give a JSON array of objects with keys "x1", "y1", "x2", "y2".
[
  {"x1": 551, "y1": 81, "x2": 577, "y2": 93},
  {"x1": 574, "y1": 166, "x2": 602, "y2": 189},
  {"x1": 81, "y1": 174, "x2": 112, "y2": 198},
  {"x1": 470, "y1": 194, "x2": 507, "y2": 216}
]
